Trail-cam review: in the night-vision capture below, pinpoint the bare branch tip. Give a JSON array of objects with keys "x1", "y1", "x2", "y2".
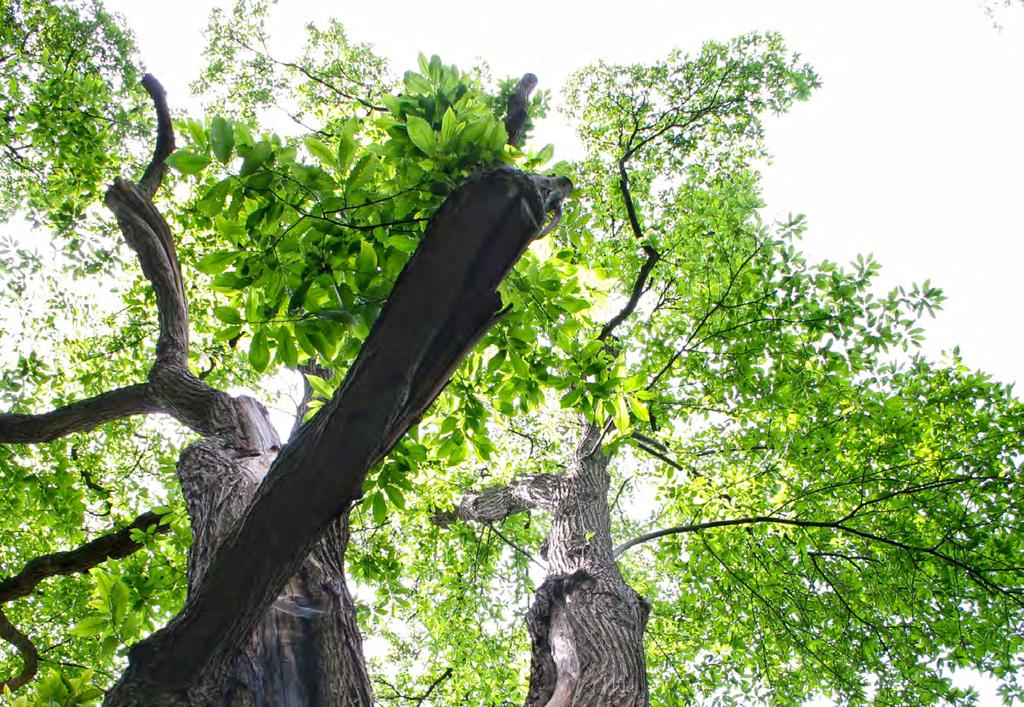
[{"x1": 138, "y1": 73, "x2": 175, "y2": 198}]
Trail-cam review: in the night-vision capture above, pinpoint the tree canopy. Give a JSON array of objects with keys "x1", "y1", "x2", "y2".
[{"x1": 1, "y1": 1, "x2": 1022, "y2": 704}]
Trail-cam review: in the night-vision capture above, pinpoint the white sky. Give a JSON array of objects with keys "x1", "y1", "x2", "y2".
[
  {"x1": 95, "y1": 0, "x2": 1024, "y2": 703},
  {"x1": 108, "y1": 0, "x2": 1024, "y2": 391}
]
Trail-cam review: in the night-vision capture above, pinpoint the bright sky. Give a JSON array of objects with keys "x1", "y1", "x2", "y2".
[{"x1": 97, "y1": 0, "x2": 1024, "y2": 702}]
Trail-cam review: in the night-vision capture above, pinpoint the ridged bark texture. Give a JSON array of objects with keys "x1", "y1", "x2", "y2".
[
  {"x1": 116, "y1": 402, "x2": 373, "y2": 706},
  {"x1": 525, "y1": 424, "x2": 650, "y2": 707}
]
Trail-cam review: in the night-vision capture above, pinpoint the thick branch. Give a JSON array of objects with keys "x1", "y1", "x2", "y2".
[
  {"x1": 106, "y1": 168, "x2": 550, "y2": 703},
  {"x1": 0, "y1": 511, "x2": 170, "y2": 603},
  {"x1": 0, "y1": 608, "x2": 38, "y2": 693},
  {"x1": 435, "y1": 473, "x2": 563, "y2": 527},
  {"x1": 0, "y1": 384, "x2": 162, "y2": 444}
]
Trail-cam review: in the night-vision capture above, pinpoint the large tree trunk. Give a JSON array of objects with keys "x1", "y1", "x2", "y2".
[
  {"x1": 170, "y1": 399, "x2": 373, "y2": 705},
  {"x1": 525, "y1": 424, "x2": 650, "y2": 707}
]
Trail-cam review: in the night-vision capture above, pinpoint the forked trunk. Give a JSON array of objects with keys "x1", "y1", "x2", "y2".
[{"x1": 143, "y1": 400, "x2": 372, "y2": 705}]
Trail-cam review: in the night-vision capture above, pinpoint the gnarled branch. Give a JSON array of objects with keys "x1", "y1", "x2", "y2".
[
  {"x1": 1, "y1": 75, "x2": 265, "y2": 448},
  {"x1": 0, "y1": 384, "x2": 161, "y2": 444}
]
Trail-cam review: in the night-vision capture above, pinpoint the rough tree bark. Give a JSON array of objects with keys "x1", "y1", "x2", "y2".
[{"x1": 448, "y1": 423, "x2": 651, "y2": 707}]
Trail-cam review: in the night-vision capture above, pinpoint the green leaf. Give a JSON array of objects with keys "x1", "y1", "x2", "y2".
[
  {"x1": 305, "y1": 373, "x2": 335, "y2": 399},
  {"x1": 238, "y1": 141, "x2": 273, "y2": 176},
  {"x1": 249, "y1": 329, "x2": 271, "y2": 372},
  {"x1": 403, "y1": 70, "x2": 432, "y2": 95},
  {"x1": 194, "y1": 251, "x2": 236, "y2": 275},
  {"x1": 383, "y1": 484, "x2": 406, "y2": 510},
  {"x1": 209, "y1": 117, "x2": 234, "y2": 163},
  {"x1": 371, "y1": 492, "x2": 387, "y2": 524},
  {"x1": 357, "y1": 240, "x2": 377, "y2": 273},
  {"x1": 405, "y1": 115, "x2": 436, "y2": 156},
  {"x1": 346, "y1": 154, "x2": 377, "y2": 192},
  {"x1": 108, "y1": 579, "x2": 128, "y2": 625},
  {"x1": 213, "y1": 306, "x2": 241, "y2": 324},
  {"x1": 613, "y1": 395, "x2": 631, "y2": 433},
  {"x1": 440, "y1": 106, "x2": 458, "y2": 148},
  {"x1": 166, "y1": 149, "x2": 211, "y2": 175},
  {"x1": 560, "y1": 388, "x2": 583, "y2": 408},
  {"x1": 386, "y1": 234, "x2": 418, "y2": 254},
  {"x1": 304, "y1": 135, "x2": 336, "y2": 168},
  {"x1": 627, "y1": 395, "x2": 650, "y2": 422},
  {"x1": 69, "y1": 615, "x2": 108, "y2": 637},
  {"x1": 196, "y1": 178, "x2": 231, "y2": 216}
]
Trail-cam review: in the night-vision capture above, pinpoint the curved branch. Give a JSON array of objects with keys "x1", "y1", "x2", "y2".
[
  {"x1": 0, "y1": 511, "x2": 170, "y2": 603},
  {"x1": 138, "y1": 74, "x2": 175, "y2": 200},
  {"x1": 0, "y1": 384, "x2": 162, "y2": 444},
  {"x1": 0, "y1": 607, "x2": 38, "y2": 693},
  {"x1": 105, "y1": 179, "x2": 188, "y2": 367},
  {"x1": 598, "y1": 160, "x2": 660, "y2": 341}
]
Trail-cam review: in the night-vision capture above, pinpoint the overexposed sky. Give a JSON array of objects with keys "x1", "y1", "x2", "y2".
[
  {"x1": 108, "y1": 0, "x2": 1024, "y2": 391},
  {"x1": 98, "y1": 1, "x2": 1024, "y2": 702}
]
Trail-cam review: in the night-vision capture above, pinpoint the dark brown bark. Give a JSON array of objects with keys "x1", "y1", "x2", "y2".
[
  {"x1": 105, "y1": 167, "x2": 550, "y2": 703},
  {"x1": 0, "y1": 607, "x2": 39, "y2": 692}
]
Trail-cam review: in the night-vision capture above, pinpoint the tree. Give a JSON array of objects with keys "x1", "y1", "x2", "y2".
[{"x1": 2, "y1": 1, "x2": 1023, "y2": 705}]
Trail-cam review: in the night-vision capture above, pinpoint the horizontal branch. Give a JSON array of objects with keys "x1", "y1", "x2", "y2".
[
  {"x1": 435, "y1": 473, "x2": 563, "y2": 527},
  {"x1": 0, "y1": 511, "x2": 170, "y2": 603},
  {"x1": 0, "y1": 384, "x2": 162, "y2": 444}
]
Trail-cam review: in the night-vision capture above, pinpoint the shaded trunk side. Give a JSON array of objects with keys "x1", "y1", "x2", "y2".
[
  {"x1": 526, "y1": 424, "x2": 650, "y2": 707},
  {"x1": 172, "y1": 402, "x2": 372, "y2": 706}
]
